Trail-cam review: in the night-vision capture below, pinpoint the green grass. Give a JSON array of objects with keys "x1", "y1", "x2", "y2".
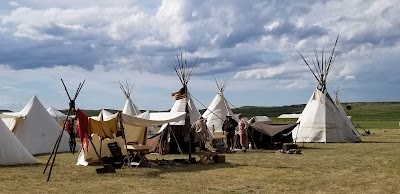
[
  {"x1": 355, "y1": 121, "x2": 400, "y2": 129},
  {"x1": 346, "y1": 102, "x2": 400, "y2": 121},
  {"x1": 1, "y1": 128, "x2": 400, "y2": 193}
]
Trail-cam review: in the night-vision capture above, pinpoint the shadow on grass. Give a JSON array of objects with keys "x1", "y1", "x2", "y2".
[
  {"x1": 142, "y1": 162, "x2": 245, "y2": 178},
  {"x1": 360, "y1": 140, "x2": 400, "y2": 144},
  {"x1": 0, "y1": 163, "x2": 42, "y2": 168},
  {"x1": 295, "y1": 146, "x2": 334, "y2": 150}
]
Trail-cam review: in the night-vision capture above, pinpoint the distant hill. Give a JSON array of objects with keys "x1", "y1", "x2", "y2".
[
  {"x1": 56, "y1": 101, "x2": 400, "y2": 122},
  {"x1": 200, "y1": 102, "x2": 400, "y2": 122}
]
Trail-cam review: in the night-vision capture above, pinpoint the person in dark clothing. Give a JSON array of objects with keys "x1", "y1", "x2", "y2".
[
  {"x1": 66, "y1": 118, "x2": 76, "y2": 154},
  {"x1": 222, "y1": 114, "x2": 238, "y2": 151}
]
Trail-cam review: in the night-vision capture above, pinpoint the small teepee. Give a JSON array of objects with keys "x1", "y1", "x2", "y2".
[
  {"x1": 292, "y1": 36, "x2": 360, "y2": 143},
  {"x1": 119, "y1": 79, "x2": 142, "y2": 116},
  {"x1": 0, "y1": 118, "x2": 40, "y2": 165},
  {"x1": 119, "y1": 80, "x2": 156, "y2": 134},
  {"x1": 202, "y1": 78, "x2": 237, "y2": 132}
]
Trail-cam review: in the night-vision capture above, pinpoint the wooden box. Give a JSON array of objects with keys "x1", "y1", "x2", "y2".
[{"x1": 213, "y1": 154, "x2": 225, "y2": 163}]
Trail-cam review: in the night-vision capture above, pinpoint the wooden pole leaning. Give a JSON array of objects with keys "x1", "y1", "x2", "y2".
[{"x1": 43, "y1": 79, "x2": 85, "y2": 182}]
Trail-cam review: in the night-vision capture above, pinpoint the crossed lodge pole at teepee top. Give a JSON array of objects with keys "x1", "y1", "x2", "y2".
[
  {"x1": 293, "y1": 35, "x2": 340, "y2": 93},
  {"x1": 43, "y1": 79, "x2": 85, "y2": 182}
]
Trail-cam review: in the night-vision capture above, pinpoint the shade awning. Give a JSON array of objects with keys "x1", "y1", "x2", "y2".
[{"x1": 250, "y1": 122, "x2": 299, "y2": 137}]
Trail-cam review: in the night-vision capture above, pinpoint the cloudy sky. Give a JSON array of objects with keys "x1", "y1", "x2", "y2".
[{"x1": 0, "y1": 0, "x2": 399, "y2": 111}]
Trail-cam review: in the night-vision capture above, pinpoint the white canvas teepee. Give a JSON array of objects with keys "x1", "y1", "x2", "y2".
[
  {"x1": 150, "y1": 50, "x2": 215, "y2": 154},
  {"x1": 158, "y1": 92, "x2": 203, "y2": 132},
  {"x1": 0, "y1": 118, "x2": 40, "y2": 165},
  {"x1": 202, "y1": 78, "x2": 237, "y2": 132},
  {"x1": 2, "y1": 95, "x2": 80, "y2": 155},
  {"x1": 120, "y1": 80, "x2": 142, "y2": 116},
  {"x1": 292, "y1": 36, "x2": 360, "y2": 143}
]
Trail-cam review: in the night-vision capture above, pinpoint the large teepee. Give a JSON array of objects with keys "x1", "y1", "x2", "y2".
[
  {"x1": 292, "y1": 36, "x2": 360, "y2": 143},
  {"x1": 0, "y1": 118, "x2": 40, "y2": 165},
  {"x1": 202, "y1": 78, "x2": 237, "y2": 132},
  {"x1": 149, "y1": 49, "x2": 213, "y2": 154},
  {"x1": 159, "y1": 50, "x2": 202, "y2": 131},
  {"x1": 1, "y1": 95, "x2": 79, "y2": 155}
]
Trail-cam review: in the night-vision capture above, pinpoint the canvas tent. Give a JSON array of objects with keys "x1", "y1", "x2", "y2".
[
  {"x1": 248, "y1": 122, "x2": 299, "y2": 149},
  {"x1": 0, "y1": 118, "x2": 40, "y2": 165},
  {"x1": 0, "y1": 95, "x2": 80, "y2": 155},
  {"x1": 202, "y1": 78, "x2": 239, "y2": 132},
  {"x1": 47, "y1": 106, "x2": 68, "y2": 126},
  {"x1": 292, "y1": 36, "x2": 360, "y2": 143},
  {"x1": 249, "y1": 116, "x2": 272, "y2": 123},
  {"x1": 277, "y1": 114, "x2": 301, "y2": 119},
  {"x1": 76, "y1": 111, "x2": 185, "y2": 166}
]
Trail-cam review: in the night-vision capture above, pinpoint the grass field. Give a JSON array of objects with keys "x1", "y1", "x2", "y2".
[{"x1": 1, "y1": 128, "x2": 400, "y2": 194}]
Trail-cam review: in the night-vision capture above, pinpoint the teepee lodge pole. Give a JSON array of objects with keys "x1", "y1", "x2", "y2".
[
  {"x1": 171, "y1": 47, "x2": 201, "y2": 163},
  {"x1": 185, "y1": 86, "x2": 192, "y2": 162},
  {"x1": 43, "y1": 79, "x2": 85, "y2": 182},
  {"x1": 293, "y1": 35, "x2": 339, "y2": 94}
]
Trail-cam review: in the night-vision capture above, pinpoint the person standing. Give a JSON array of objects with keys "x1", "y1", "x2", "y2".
[
  {"x1": 222, "y1": 114, "x2": 238, "y2": 151},
  {"x1": 238, "y1": 114, "x2": 249, "y2": 152},
  {"x1": 66, "y1": 118, "x2": 77, "y2": 154},
  {"x1": 191, "y1": 117, "x2": 208, "y2": 151}
]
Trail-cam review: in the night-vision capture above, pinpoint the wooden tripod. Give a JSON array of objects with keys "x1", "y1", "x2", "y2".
[{"x1": 43, "y1": 79, "x2": 85, "y2": 182}]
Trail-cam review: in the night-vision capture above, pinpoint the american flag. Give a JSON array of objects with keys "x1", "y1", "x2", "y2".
[{"x1": 171, "y1": 86, "x2": 187, "y2": 100}]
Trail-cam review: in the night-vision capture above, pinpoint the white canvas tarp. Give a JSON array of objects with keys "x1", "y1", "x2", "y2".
[{"x1": 77, "y1": 112, "x2": 185, "y2": 166}]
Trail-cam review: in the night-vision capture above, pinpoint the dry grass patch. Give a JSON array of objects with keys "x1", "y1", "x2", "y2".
[{"x1": 1, "y1": 128, "x2": 400, "y2": 193}]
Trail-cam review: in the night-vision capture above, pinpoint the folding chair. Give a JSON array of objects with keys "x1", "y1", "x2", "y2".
[{"x1": 107, "y1": 142, "x2": 126, "y2": 169}]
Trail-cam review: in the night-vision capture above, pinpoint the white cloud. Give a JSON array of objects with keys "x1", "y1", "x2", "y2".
[
  {"x1": 233, "y1": 64, "x2": 306, "y2": 80},
  {"x1": 8, "y1": 1, "x2": 20, "y2": 7},
  {"x1": 344, "y1": 75, "x2": 356, "y2": 80},
  {"x1": 0, "y1": 0, "x2": 399, "y2": 109}
]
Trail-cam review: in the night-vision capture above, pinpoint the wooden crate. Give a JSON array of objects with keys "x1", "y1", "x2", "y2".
[{"x1": 212, "y1": 154, "x2": 225, "y2": 163}]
